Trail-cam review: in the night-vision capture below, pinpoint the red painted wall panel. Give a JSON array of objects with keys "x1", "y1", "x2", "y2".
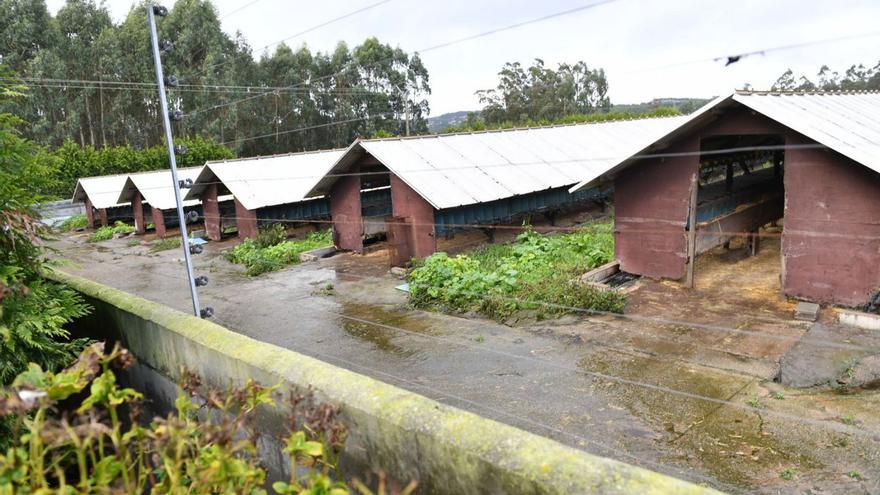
[
  {"x1": 234, "y1": 197, "x2": 258, "y2": 239},
  {"x1": 202, "y1": 183, "x2": 222, "y2": 241},
  {"x1": 390, "y1": 174, "x2": 436, "y2": 261},
  {"x1": 330, "y1": 169, "x2": 364, "y2": 253},
  {"x1": 783, "y1": 147, "x2": 880, "y2": 306}
]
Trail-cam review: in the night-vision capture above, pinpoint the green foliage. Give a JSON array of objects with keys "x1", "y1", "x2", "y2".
[
  {"x1": 0, "y1": 0, "x2": 431, "y2": 157},
  {"x1": 57, "y1": 213, "x2": 88, "y2": 232},
  {"x1": 476, "y1": 59, "x2": 610, "y2": 126},
  {"x1": 442, "y1": 107, "x2": 680, "y2": 134},
  {"x1": 408, "y1": 223, "x2": 626, "y2": 321},
  {"x1": 0, "y1": 68, "x2": 92, "y2": 425},
  {"x1": 771, "y1": 61, "x2": 880, "y2": 92},
  {"x1": 150, "y1": 237, "x2": 181, "y2": 253},
  {"x1": 226, "y1": 229, "x2": 333, "y2": 276},
  {"x1": 87, "y1": 221, "x2": 135, "y2": 242},
  {"x1": 779, "y1": 468, "x2": 798, "y2": 481},
  {"x1": 0, "y1": 343, "x2": 356, "y2": 494},
  {"x1": 254, "y1": 223, "x2": 287, "y2": 249}
]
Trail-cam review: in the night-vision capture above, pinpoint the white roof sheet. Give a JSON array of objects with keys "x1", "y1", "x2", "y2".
[
  {"x1": 185, "y1": 149, "x2": 345, "y2": 210},
  {"x1": 71, "y1": 174, "x2": 130, "y2": 209},
  {"x1": 570, "y1": 91, "x2": 880, "y2": 191},
  {"x1": 117, "y1": 167, "x2": 202, "y2": 210},
  {"x1": 310, "y1": 116, "x2": 687, "y2": 210}
]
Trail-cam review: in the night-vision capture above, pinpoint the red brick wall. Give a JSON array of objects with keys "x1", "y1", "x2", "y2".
[
  {"x1": 390, "y1": 174, "x2": 436, "y2": 261},
  {"x1": 783, "y1": 147, "x2": 880, "y2": 306},
  {"x1": 132, "y1": 193, "x2": 146, "y2": 235},
  {"x1": 98, "y1": 207, "x2": 109, "y2": 227},
  {"x1": 202, "y1": 183, "x2": 221, "y2": 241},
  {"x1": 153, "y1": 206, "x2": 166, "y2": 238},
  {"x1": 234, "y1": 198, "x2": 258, "y2": 239},
  {"x1": 330, "y1": 169, "x2": 364, "y2": 253},
  {"x1": 85, "y1": 198, "x2": 96, "y2": 229},
  {"x1": 614, "y1": 136, "x2": 698, "y2": 279}
]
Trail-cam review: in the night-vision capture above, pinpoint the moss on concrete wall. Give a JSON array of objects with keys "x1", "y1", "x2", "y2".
[{"x1": 47, "y1": 269, "x2": 720, "y2": 495}]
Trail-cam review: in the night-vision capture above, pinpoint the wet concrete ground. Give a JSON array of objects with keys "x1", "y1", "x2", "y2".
[{"x1": 51, "y1": 230, "x2": 880, "y2": 494}]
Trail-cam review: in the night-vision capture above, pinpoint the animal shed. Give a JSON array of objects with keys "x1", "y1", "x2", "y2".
[
  {"x1": 117, "y1": 167, "x2": 207, "y2": 238},
  {"x1": 71, "y1": 174, "x2": 133, "y2": 228},
  {"x1": 571, "y1": 90, "x2": 880, "y2": 308},
  {"x1": 184, "y1": 149, "x2": 345, "y2": 240},
  {"x1": 308, "y1": 116, "x2": 687, "y2": 265}
]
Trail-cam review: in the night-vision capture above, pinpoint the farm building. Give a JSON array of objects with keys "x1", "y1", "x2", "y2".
[
  {"x1": 116, "y1": 167, "x2": 205, "y2": 238},
  {"x1": 71, "y1": 174, "x2": 132, "y2": 228},
  {"x1": 307, "y1": 116, "x2": 686, "y2": 265},
  {"x1": 570, "y1": 90, "x2": 880, "y2": 308},
  {"x1": 184, "y1": 149, "x2": 345, "y2": 240}
]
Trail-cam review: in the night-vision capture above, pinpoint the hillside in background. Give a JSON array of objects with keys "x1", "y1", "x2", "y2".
[{"x1": 427, "y1": 111, "x2": 477, "y2": 133}]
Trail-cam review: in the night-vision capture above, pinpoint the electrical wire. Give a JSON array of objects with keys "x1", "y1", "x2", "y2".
[{"x1": 219, "y1": 0, "x2": 266, "y2": 20}]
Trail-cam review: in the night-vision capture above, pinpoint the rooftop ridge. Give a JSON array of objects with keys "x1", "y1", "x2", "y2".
[
  {"x1": 735, "y1": 88, "x2": 880, "y2": 96},
  {"x1": 205, "y1": 146, "x2": 346, "y2": 165},
  {"x1": 360, "y1": 112, "x2": 685, "y2": 144}
]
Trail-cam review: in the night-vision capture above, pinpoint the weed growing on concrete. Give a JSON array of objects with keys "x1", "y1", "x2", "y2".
[
  {"x1": 747, "y1": 395, "x2": 762, "y2": 409},
  {"x1": 840, "y1": 414, "x2": 855, "y2": 425},
  {"x1": 779, "y1": 468, "x2": 798, "y2": 481},
  {"x1": 770, "y1": 391, "x2": 785, "y2": 400},
  {"x1": 408, "y1": 223, "x2": 626, "y2": 321},
  {"x1": 150, "y1": 237, "x2": 181, "y2": 253},
  {"x1": 126, "y1": 239, "x2": 140, "y2": 247},
  {"x1": 226, "y1": 229, "x2": 333, "y2": 276},
  {"x1": 848, "y1": 471, "x2": 863, "y2": 480},
  {"x1": 57, "y1": 213, "x2": 88, "y2": 231},
  {"x1": 474, "y1": 335, "x2": 485, "y2": 343},
  {"x1": 88, "y1": 221, "x2": 135, "y2": 242}
]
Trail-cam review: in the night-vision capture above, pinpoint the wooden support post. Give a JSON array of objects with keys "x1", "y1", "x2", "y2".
[
  {"x1": 685, "y1": 174, "x2": 698, "y2": 289},
  {"x1": 725, "y1": 163, "x2": 733, "y2": 191},
  {"x1": 749, "y1": 229, "x2": 760, "y2": 256}
]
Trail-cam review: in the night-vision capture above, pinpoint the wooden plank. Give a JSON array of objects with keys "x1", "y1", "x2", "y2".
[{"x1": 685, "y1": 174, "x2": 698, "y2": 288}]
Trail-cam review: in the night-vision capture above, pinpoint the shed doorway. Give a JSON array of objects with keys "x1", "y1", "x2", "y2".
[{"x1": 686, "y1": 134, "x2": 785, "y2": 290}]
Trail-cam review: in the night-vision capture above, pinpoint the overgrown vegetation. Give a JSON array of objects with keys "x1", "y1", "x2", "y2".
[
  {"x1": 57, "y1": 213, "x2": 88, "y2": 232},
  {"x1": 0, "y1": 71, "x2": 91, "y2": 446},
  {"x1": 87, "y1": 221, "x2": 135, "y2": 243},
  {"x1": 150, "y1": 237, "x2": 181, "y2": 253},
  {"x1": 0, "y1": 342, "x2": 381, "y2": 494},
  {"x1": 225, "y1": 226, "x2": 333, "y2": 276},
  {"x1": 408, "y1": 223, "x2": 626, "y2": 321}
]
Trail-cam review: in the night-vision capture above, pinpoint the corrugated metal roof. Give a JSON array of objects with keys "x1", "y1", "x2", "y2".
[
  {"x1": 570, "y1": 90, "x2": 880, "y2": 192},
  {"x1": 184, "y1": 149, "x2": 345, "y2": 211},
  {"x1": 308, "y1": 116, "x2": 687, "y2": 210},
  {"x1": 117, "y1": 167, "x2": 202, "y2": 210},
  {"x1": 71, "y1": 174, "x2": 130, "y2": 209}
]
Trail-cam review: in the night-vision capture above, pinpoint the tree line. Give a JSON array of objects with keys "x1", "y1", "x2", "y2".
[
  {"x1": 0, "y1": 0, "x2": 431, "y2": 156},
  {"x1": 771, "y1": 62, "x2": 880, "y2": 91}
]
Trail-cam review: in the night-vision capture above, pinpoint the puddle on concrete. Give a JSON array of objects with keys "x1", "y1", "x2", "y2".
[
  {"x1": 578, "y1": 348, "x2": 832, "y2": 491},
  {"x1": 338, "y1": 302, "x2": 437, "y2": 359}
]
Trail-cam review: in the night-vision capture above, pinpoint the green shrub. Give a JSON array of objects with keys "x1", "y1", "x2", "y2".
[
  {"x1": 88, "y1": 221, "x2": 135, "y2": 242},
  {"x1": 408, "y1": 223, "x2": 626, "y2": 321},
  {"x1": 255, "y1": 223, "x2": 287, "y2": 248},
  {"x1": 0, "y1": 343, "x2": 357, "y2": 494},
  {"x1": 57, "y1": 213, "x2": 88, "y2": 231},
  {"x1": 226, "y1": 229, "x2": 333, "y2": 276},
  {"x1": 150, "y1": 237, "x2": 181, "y2": 252}
]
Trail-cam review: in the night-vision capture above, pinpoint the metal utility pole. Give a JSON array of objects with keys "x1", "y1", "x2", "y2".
[{"x1": 147, "y1": 3, "x2": 201, "y2": 317}]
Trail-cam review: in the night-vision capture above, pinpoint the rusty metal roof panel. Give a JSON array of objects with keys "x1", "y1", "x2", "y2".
[
  {"x1": 71, "y1": 174, "x2": 130, "y2": 209},
  {"x1": 117, "y1": 167, "x2": 202, "y2": 210},
  {"x1": 319, "y1": 116, "x2": 685, "y2": 210},
  {"x1": 185, "y1": 149, "x2": 345, "y2": 211}
]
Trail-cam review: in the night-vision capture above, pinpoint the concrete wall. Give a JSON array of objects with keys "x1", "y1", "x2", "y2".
[
  {"x1": 48, "y1": 269, "x2": 717, "y2": 495},
  {"x1": 782, "y1": 146, "x2": 880, "y2": 306},
  {"x1": 330, "y1": 167, "x2": 364, "y2": 253},
  {"x1": 390, "y1": 174, "x2": 436, "y2": 263}
]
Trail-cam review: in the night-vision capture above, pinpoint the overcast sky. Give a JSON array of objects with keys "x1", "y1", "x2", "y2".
[{"x1": 46, "y1": 0, "x2": 880, "y2": 115}]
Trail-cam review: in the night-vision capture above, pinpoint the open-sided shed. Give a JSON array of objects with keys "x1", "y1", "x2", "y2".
[
  {"x1": 116, "y1": 167, "x2": 203, "y2": 238},
  {"x1": 71, "y1": 175, "x2": 132, "y2": 228},
  {"x1": 571, "y1": 90, "x2": 880, "y2": 307},
  {"x1": 308, "y1": 116, "x2": 686, "y2": 264},
  {"x1": 184, "y1": 149, "x2": 344, "y2": 240}
]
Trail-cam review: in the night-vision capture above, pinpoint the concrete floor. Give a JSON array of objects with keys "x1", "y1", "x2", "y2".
[{"x1": 51, "y1": 229, "x2": 880, "y2": 494}]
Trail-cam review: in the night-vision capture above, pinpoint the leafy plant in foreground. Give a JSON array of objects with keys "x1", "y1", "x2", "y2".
[
  {"x1": 0, "y1": 342, "x2": 367, "y2": 494},
  {"x1": 226, "y1": 229, "x2": 333, "y2": 276},
  {"x1": 57, "y1": 214, "x2": 88, "y2": 232}
]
